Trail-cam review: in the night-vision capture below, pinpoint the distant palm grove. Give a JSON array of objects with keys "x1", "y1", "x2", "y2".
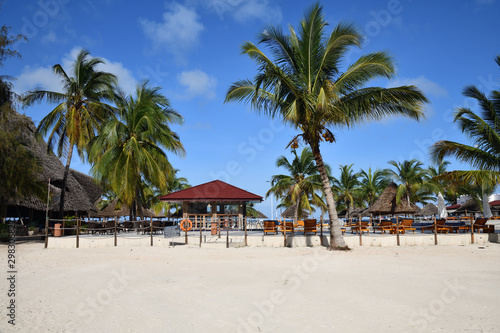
[{"x1": 0, "y1": 2, "x2": 498, "y2": 250}]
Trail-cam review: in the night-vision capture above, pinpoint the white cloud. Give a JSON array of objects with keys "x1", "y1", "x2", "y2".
[
  {"x1": 207, "y1": 0, "x2": 282, "y2": 23},
  {"x1": 41, "y1": 30, "x2": 58, "y2": 44},
  {"x1": 388, "y1": 75, "x2": 448, "y2": 98},
  {"x1": 139, "y1": 2, "x2": 204, "y2": 58},
  {"x1": 178, "y1": 69, "x2": 217, "y2": 99},
  {"x1": 14, "y1": 47, "x2": 137, "y2": 95}
]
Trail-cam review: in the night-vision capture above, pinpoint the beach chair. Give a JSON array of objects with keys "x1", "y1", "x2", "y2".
[
  {"x1": 281, "y1": 221, "x2": 294, "y2": 235},
  {"x1": 297, "y1": 220, "x2": 305, "y2": 229},
  {"x1": 263, "y1": 220, "x2": 277, "y2": 235},
  {"x1": 400, "y1": 219, "x2": 416, "y2": 234},
  {"x1": 351, "y1": 221, "x2": 369, "y2": 234},
  {"x1": 303, "y1": 219, "x2": 317, "y2": 235},
  {"x1": 472, "y1": 218, "x2": 494, "y2": 233},
  {"x1": 373, "y1": 220, "x2": 393, "y2": 234},
  {"x1": 421, "y1": 219, "x2": 450, "y2": 233}
]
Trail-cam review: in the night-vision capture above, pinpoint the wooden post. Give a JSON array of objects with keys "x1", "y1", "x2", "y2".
[
  {"x1": 226, "y1": 219, "x2": 229, "y2": 248},
  {"x1": 396, "y1": 216, "x2": 400, "y2": 246},
  {"x1": 185, "y1": 224, "x2": 188, "y2": 244},
  {"x1": 320, "y1": 216, "x2": 323, "y2": 246},
  {"x1": 114, "y1": 217, "x2": 118, "y2": 247},
  {"x1": 76, "y1": 217, "x2": 80, "y2": 248},
  {"x1": 283, "y1": 220, "x2": 287, "y2": 247},
  {"x1": 44, "y1": 216, "x2": 49, "y2": 249},
  {"x1": 434, "y1": 216, "x2": 438, "y2": 245},
  {"x1": 359, "y1": 219, "x2": 362, "y2": 246},
  {"x1": 199, "y1": 216, "x2": 202, "y2": 248},
  {"x1": 244, "y1": 217, "x2": 247, "y2": 247},
  {"x1": 150, "y1": 217, "x2": 153, "y2": 246},
  {"x1": 471, "y1": 217, "x2": 475, "y2": 244}
]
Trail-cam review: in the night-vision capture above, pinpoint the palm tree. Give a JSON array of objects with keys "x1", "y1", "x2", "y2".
[
  {"x1": 23, "y1": 50, "x2": 117, "y2": 218},
  {"x1": 88, "y1": 82, "x2": 185, "y2": 220},
  {"x1": 225, "y1": 3, "x2": 428, "y2": 248},
  {"x1": 359, "y1": 167, "x2": 390, "y2": 207},
  {"x1": 387, "y1": 159, "x2": 436, "y2": 206},
  {"x1": 430, "y1": 55, "x2": 500, "y2": 185},
  {"x1": 147, "y1": 169, "x2": 190, "y2": 217},
  {"x1": 331, "y1": 164, "x2": 361, "y2": 218},
  {"x1": 267, "y1": 147, "x2": 327, "y2": 223}
]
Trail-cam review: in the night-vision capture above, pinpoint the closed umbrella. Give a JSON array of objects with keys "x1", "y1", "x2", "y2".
[
  {"x1": 483, "y1": 194, "x2": 492, "y2": 218},
  {"x1": 438, "y1": 192, "x2": 448, "y2": 219}
]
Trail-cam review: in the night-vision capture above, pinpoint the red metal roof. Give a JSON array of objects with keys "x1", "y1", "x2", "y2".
[
  {"x1": 446, "y1": 204, "x2": 461, "y2": 210},
  {"x1": 158, "y1": 180, "x2": 263, "y2": 202},
  {"x1": 489, "y1": 200, "x2": 500, "y2": 206}
]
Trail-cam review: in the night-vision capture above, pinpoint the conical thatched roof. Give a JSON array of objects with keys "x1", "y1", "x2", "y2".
[
  {"x1": 419, "y1": 203, "x2": 438, "y2": 216},
  {"x1": 455, "y1": 199, "x2": 481, "y2": 213},
  {"x1": 281, "y1": 203, "x2": 309, "y2": 219},
  {"x1": 98, "y1": 198, "x2": 164, "y2": 218},
  {"x1": 3, "y1": 111, "x2": 98, "y2": 214},
  {"x1": 367, "y1": 182, "x2": 418, "y2": 215},
  {"x1": 256, "y1": 210, "x2": 268, "y2": 219}
]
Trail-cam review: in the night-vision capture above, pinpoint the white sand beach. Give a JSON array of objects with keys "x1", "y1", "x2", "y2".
[{"x1": 1, "y1": 243, "x2": 500, "y2": 333}]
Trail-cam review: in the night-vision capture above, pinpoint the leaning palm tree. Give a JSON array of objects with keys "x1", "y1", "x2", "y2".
[
  {"x1": 23, "y1": 50, "x2": 117, "y2": 218},
  {"x1": 331, "y1": 164, "x2": 361, "y2": 218},
  {"x1": 267, "y1": 147, "x2": 327, "y2": 223},
  {"x1": 359, "y1": 167, "x2": 390, "y2": 207},
  {"x1": 88, "y1": 82, "x2": 184, "y2": 220},
  {"x1": 430, "y1": 55, "x2": 500, "y2": 186},
  {"x1": 225, "y1": 3, "x2": 427, "y2": 248}
]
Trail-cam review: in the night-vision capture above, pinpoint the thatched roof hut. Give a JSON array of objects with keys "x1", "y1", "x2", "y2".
[
  {"x1": 281, "y1": 203, "x2": 309, "y2": 219},
  {"x1": 455, "y1": 199, "x2": 481, "y2": 214},
  {"x1": 419, "y1": 203, "x2": 438, "y2": 216},
  {"x1": 3, "y1": 111, "x2": 100, "y2": 217},
  {"x1": 367, "y1": 182, "x2": 418, "y2": 215}
]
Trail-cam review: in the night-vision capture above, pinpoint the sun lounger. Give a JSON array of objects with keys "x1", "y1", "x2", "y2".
[
  {"x1": 263, "y1": 220, "x2": 277, "y2": 235},
  {"x1": 421, "y1": 219, "x2": 450, "y2": 233},
  {"x1": 281, "y1": 221, "x2": 294, "y2": 235},
  {"x1": 351, "y1": 221, "x2": 369, "y2": 234},
  {"x1": 373, "y1": 220, "x2": 393, "y2": 234},
  {"x1": 303, "y1": 219, "x2": 317, "y2": 235},
  {"x1": 472, "y1": 218, "x2": 494, "y2": 233},
  {"x1": 392, "y1": 219, "x2": 416, "y2": 234}
]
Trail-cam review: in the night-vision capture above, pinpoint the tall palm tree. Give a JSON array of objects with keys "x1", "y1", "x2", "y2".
[
  {"x1": 225, "y1": 3, "x2": 427, "y2": 248},
  {"x1": 359, "y1": 167, "x2": 391, "y2": 207},
  {"x1": 430, "y1": 55, "x2": 500, "y2": 185},
  {"x1": 331, "y1": 164, "x2": 361, "y2": 218},
  {"x1": 147, "y1": 169, "x2": 190, "y2": 217},
  {"x1": 267, "y1": 147, "x2": 327, "y2": 223},
  {"x1": 387, "y1": 159, "x2": 436, "y2": 206},
  {"x1": 23, "y1": 50, "x2": 117, "y2": 218},
  {"x1": 88, "y1": 82, "x2": 185, "y2": 220}
]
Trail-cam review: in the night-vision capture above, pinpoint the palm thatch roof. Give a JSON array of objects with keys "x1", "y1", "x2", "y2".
[
  {"x1": 455, "y1": 199, "x2": 482, "y2": 213},
  {"x1": 419, "y1": 203, "x2": 438, "y2": 216},
  {"x1": 367, "y1": 182, "x2": 418, "y2": 215},
  {"x1": 256, "y1": 210, "x2": 268, "y2": 219},
  {"x1": 281, "y1": 203, "x2": 309, "y2": 219},
  {"x1": 3, "y1": 111, "x2": 98, "y2": 214},
  {"x1": 97, "y1": 198, "x2": 163, "y2": 218}
]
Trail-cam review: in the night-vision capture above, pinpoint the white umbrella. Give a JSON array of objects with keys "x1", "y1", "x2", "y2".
[
  {"x1": 438, "y1": 192, "x2": 448, "y2": 219},
  {"x1": 483, "y1": 194, "x2": 492, "y2": 218}
]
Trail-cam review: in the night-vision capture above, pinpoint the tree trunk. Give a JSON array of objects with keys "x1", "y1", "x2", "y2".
[
  {"x1": 293, "y1": 191, "x2": 301, "y2": 225},
  {"x1": 59, "y1": 145, "x2": 74, "y2": 219},
  {"x1": 310, "y1": 145, "x2": 346, "y2": 249}
]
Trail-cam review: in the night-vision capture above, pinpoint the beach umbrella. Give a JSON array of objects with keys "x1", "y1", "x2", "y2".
[
  {"x1": 483, "y1": 194, "x2": 492, "y2": 218},
  {"x1": 437, "y1": 192, "x2": 448, "y2": 219}
]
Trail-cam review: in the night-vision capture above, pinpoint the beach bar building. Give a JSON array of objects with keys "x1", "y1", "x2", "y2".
[{"x1": 158, "y1": 180, "x2": 263, "y2": 230}]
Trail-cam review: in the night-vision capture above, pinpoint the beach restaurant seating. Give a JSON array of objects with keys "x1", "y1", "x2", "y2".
[
  {"x1": 263, "y1": 220, "x2": 277, "y2": 235},
  {"x1": 373, "y1": 220, "x2": 393, "y2": 234},
  {"x1": 472, "y1": 218, "x2": 494, "y2": 233},
  {"x1": 303, "y1": 219, "x2": 317, "y2": 235},
  {"x1": 421, "y1": 219, "x2": 450, "y2": 233}
]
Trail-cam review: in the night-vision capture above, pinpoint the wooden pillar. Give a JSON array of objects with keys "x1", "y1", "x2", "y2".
[
  {"x1": 44, "y1": 216, "x2": 49, "y2": 249},
  {"x1": 114, "y1": 217, "x2": 118, "y2": 247},
  {"x1": 76, "y1": 217, "x2": 80, "y2": 248},
  {"x1": 396, "y1": 216, "x2": 400, "y2": 246},
  {"x1": 434, "y1": 216, "x2": 438, "y2": 245},
  {"x1": 150, "y1": 217, "x2": 153, "y2": 246},
  {"x1": 320, "y1": 215, "x2": 323, "y2": 246},
  {"x1": 359, "y1": 218, "x2": 362, "y2": 246}
]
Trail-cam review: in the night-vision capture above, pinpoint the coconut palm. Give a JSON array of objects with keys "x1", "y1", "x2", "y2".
[
  {"x1": 88, "y1": 82, "x2": 184, "y2": 220},
  {"x1": 267, "y1": 147, "x2": 327, "y2": 223},
  {"x1": 22, "y1": 50, "x2": 117, "y2": 218},
  {"x1": 225, "y1": 3, "x2": 427, "y2": 248},
  {"x1": 359, "y1": 167, "x2": 391, "y2": 207},
  {"x1": 331, "y1": 164, "x2": 361, "y2": 218},
  {"x1": 387, "y1": 159, "x2": 436, "y2": 206},
  {"x1": 430, "y1": 55, "x2": 500, "y2": 185},
  {"x1": 146, "y1": 169, "x2": 190, "y2": 217}
]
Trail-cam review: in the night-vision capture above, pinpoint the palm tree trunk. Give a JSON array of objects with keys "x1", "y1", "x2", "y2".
[
  {"x1": 310, "y1": 146, "x2": 347, "y2": 249},
  {"x1": 293, "y1": 192, "x2": 301, "y2": 225},
  {"x1": 59, "y1": 145, "x2": 73, "y2": 219}
]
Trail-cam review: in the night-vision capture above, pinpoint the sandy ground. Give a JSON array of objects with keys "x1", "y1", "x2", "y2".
[{"x1": 1, "y1": 242, "x2": 499, "y2": 333}]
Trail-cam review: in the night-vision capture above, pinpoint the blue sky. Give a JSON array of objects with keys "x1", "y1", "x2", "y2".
[{"x1": 2, "y1": 0, "x2": 499, "y2": 218}]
